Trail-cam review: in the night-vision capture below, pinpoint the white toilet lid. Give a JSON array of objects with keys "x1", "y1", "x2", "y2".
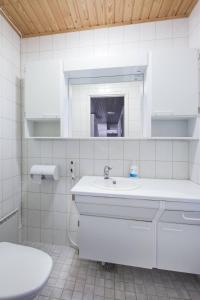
[{"x1": 0, "y1": 242, "x2": 53, "y2": 300}]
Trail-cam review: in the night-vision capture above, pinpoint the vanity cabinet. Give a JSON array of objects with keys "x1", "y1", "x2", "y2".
[
  {"x1": 150, "y1": 49, "x2": 199, "y2": 118},
  {"x1": 73, "y1": 177, "x2": 200, "y2": 274},
  {"x1": 79, "y1": 215, "x2": 155, "y2": 268},
  {"x1": 157, "y1": 222, "x2": 200, "y2": 274}
]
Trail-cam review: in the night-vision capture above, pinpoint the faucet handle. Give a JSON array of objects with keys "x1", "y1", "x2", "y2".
[
  {"x1": 104, "y1": 165, "x2": 112, "y2": 179},
  {"x1": 104, "y1": 165, "x2": 112, "y2": 171}
]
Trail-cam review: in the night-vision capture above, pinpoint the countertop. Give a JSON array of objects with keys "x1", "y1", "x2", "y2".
[{"x1": 71, "y1": 176, "x2": 200, "y2": 203}]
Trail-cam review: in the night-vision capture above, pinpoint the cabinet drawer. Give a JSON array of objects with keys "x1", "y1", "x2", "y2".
[
  {"x1": 160, "y1": 210, "x2": 200, "y2": 225},
  {"x1": 76, "y1": 195, "x2": 159, "y2": 221},
  {"x1": 76, "y1": 202, "x2": 158, "y2": 221}
]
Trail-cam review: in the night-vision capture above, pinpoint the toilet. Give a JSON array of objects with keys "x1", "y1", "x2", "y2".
[{"x1": 0, "y1": 242, "x2": 53, "y2": 300}]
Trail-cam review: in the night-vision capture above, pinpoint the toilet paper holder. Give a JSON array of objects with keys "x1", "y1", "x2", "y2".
[{"x1": 30, "y1": 165, "x2": 59, "y2": 184}]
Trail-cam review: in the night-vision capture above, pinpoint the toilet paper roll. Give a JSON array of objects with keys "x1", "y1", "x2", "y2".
[{"x1": 31, "y1": 174, "x2": 42, "y2": 184}]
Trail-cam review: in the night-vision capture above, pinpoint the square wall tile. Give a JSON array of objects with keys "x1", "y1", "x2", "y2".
[
  {"x1": 108, "y1": 26, "x2": 124, "y2": 44},
  {"x1": 40, "y1": 193, "x2": 54, "y2": 211},
  {"x1": 140, "y1": 141, "x2": 156, "y2": 161},
  {"x1": 53, "y1": 140, "x2": 66, "y2": 158},
  {"x1": 53, "y1": 194, "x2": 68, "y2": 213},
  {"x1": 53, "y1": 229, "x2": 66, "y2": 245},
  {"x1": 141, "y1": 22, "x2": 156, "y2": 41},
  {"x1": 173, "y1": 162, "x2": 189, "y2": 179},
  {"x1": 53, "y1": 212, "x2": 67, "y2": 230},
  {"x1": 94, "y1": 159, "x2": 109, "y2": 176},
  {"x1": 109, "y1": 160, "x2": 124, "y2": 177},
  {"x1": 173, "y1": 18, "x2": 188, "y2": 38},
  {"x1": 109, "y1": 140, "x2": 123, "y2": 159},
  {"x1": 94, "y1": 28, "x2": 108, "y2": 45},
  {"x1": 156, "y1": 161, "x2": 172, "y2": 179},
  {"x1": 39, "y1": 35, "x2": 53, "y2": 52},
  {"x1": 140, "y1": 161, "x2": 156, "y2": 178},
  {"x1": 124, "y1": 141, "x2": 140, "y2": 160},
  {"x1": 173, "y1": 141, "x2": 189, "y2": 162},
  {"x1": 27, "y1": 192, "x2": 40, "y2": 210},
  {"x1": 80, "y1": 30, "x2": 94, "y2": 47},
  {"x1": 156, "y1": 141, "x2": 172, "y2": 161},
  {"x1": 80, "y1": 159, "x2": 94, "y2": 176},
  {"x1": 27, "y1": 227, "x2": 40, "y2": 242},
  {"x1": 28, "y1": 210, "x2": 41, "y2": 228},
  {"x1": 53, "y1": 33, "x2": 67, "y2": 50},
  {"x1": 156, "y1": 20, "x2": 172, "y2": 39},
  {"x1": 41, "y1": 141, "x2": 53, "y2": 158},
  {"x1": 66, "y1": 140, "x2": 79, "y2": 158},
  {"x1": 94, "y1": 140, "x2": 109, "y2": 159},
  {"x1": 28, "y1": 140, "x2": 41, "y2": 157},
  {"x1": 41, "y1": 229, "x2": 53, "y2": 244},
  {"x1": 41, "y1": 211, "x2": 53, "y2": 229},
  {"x1": 53, "y1": 158, "x2": 67, "y2": 177},
  {"x1": 124, "y1": 24, "x2": 141, "y2": 43},
  {"x1": 80, "y1": 140, "x2": 94, "y2": 159}
]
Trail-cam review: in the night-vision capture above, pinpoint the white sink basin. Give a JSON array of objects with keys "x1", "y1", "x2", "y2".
[{"x1": 93, "y1": 177, "x2": 140, "y2": 191}]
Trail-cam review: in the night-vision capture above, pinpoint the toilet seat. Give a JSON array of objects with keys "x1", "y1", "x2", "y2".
[{"x1": 0, "y1": 242, "x2": 53, "y2": 300}]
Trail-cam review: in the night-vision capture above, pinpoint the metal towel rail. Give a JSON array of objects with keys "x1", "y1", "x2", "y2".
[{"x1": 0, "y1": 209, "x2": 18, "y2": 225}]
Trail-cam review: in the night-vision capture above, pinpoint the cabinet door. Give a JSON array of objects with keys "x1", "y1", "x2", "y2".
[
  {"x1": 151, "y1": 49, "x2": 198, "y2": 117},
  {"x1": 157, "y1": 222, "x2": 200, "y2": 274},
  {"x1": 24, "y1": 61, "x2": 63, "y2": 118},
  {"x1": 79, "y1": 215, "x2": 155, "y2": 268}
]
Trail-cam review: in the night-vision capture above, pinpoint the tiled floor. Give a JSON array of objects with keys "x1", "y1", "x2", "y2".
[{"x1": 26, "y1": 242, "x2": 200, "y2": 300}]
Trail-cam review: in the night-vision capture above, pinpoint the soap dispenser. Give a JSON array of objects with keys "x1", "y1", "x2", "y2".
[{"x1": 129, "y1": 164, "x2": 138, "y2": 178}]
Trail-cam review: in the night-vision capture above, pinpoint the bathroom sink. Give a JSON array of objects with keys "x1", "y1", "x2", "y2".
[{"x1": 93, "y1": 177, "x2": 140, "y2": 191}]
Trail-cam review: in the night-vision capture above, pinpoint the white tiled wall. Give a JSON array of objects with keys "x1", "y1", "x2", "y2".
[
  {"x1": 21, "y1": 18, "x2": 189, "y2": 69},
  {"x1": 0, "y1": 15, "x2": 21, "y2": 222},
  {"x1": 22, "y1": 139, "x2": 189, "y2": 245},
  {"x1": 189, "y1": 0, "x2": 200, "y2": 48},
  {"x1": 71, "y1": 81, "x2": 143, "y2": 138},
  {"x1": 189, "y1": 140, "x2": 200, "y2": 184},
  {"x1": 188, "y1": 1, "x2": 200, "y2": 184},
  {"x1": 20, "y1": 17, "x2": 191, "y2": 245}
]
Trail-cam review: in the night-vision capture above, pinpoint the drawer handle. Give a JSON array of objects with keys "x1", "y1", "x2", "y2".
[
  {"x1": 153, "y1": 111, "x2": 173, "y2": 115},
  {"x1": 130, "y1": 226, "x2": 150, "y2": 231},
  {"x1": 182, "y1": 213, "x2": 200, "y2": 222},
  {"x1": 42, "y1": 114, "x2": 59, "y2": 118},
  {"x1": 163, "y1": 227, "x2": 183, "y2": 232}
]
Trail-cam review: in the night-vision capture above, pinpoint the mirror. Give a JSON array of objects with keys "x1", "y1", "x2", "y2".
[{"x1": 68, "y1": 70, "x2": 144, "y2": 138}]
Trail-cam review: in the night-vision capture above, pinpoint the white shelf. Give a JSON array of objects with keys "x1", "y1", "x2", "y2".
[
  {"x1": 151, "y1": 118, "x2": 199, "y2": 140},
  {"x1": 24, "y1": 136, "x2": 198, "y2": 141},
  {"x1": 25, "y1": 119, "x2": 61, "y2": 138}
]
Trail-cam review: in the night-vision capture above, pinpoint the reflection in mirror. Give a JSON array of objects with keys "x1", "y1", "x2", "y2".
[
  {"x1": 69, "y1": 74, "x2": 143, "y2": 138},
  {"x1": 90, "y1": 96, "x2": 124, "y2": 137}
]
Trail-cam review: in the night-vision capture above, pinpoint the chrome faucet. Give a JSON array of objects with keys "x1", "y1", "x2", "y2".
[{"x1": 104, "y1": 165, "x2": 112, "y2": 179}]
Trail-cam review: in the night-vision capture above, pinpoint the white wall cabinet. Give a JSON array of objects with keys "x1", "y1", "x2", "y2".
[
  {"x1": 157, "y1": 222, "x2": 200, "y2": 274},
  {"x1": 150, "y1": 49, "x2": 199, "y2": 118},
  {"x1": 25, "y1": 60, "x2": 64, "y2": 118},
  {"x1": 79, "y1": 215, "x2": 155, "y2": 268},
  {"x1": 24, "y1": 60, "x2": 67, "y2": 137}
]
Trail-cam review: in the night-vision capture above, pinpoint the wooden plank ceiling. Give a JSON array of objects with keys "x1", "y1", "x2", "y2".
[{"x1": 0, "y1": 0, "x2": 198, "y2": 37}]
